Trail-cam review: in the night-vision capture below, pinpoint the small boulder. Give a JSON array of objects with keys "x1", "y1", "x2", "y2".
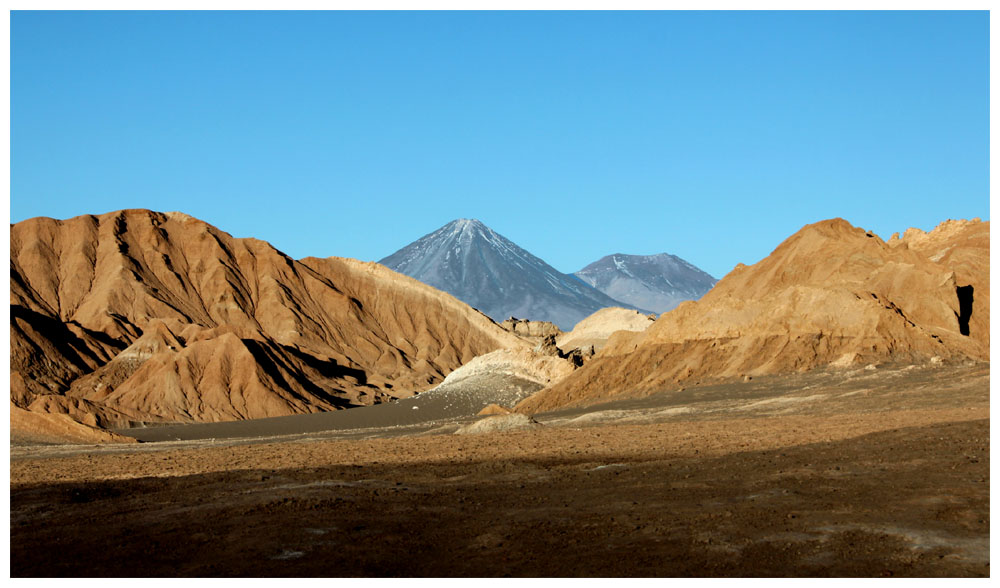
[
  {"x1": 455, "y1": 414, "x2": 541, "y2": 435},
  {"x1": 477, "y1": 403, "x2": 513, "y2": 416}
]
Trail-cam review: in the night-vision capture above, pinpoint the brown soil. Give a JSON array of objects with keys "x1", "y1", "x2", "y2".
[{"x1": 10, "y1": 363, "x2": 988, "y2": 577}]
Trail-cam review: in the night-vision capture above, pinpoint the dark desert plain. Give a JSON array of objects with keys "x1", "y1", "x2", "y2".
[
  {"x1": 8, "y1": 210, "x2": 990, "y2": 577},
  {"x1": 10, "y1": 362, "x2": 989, "y2": 577}
]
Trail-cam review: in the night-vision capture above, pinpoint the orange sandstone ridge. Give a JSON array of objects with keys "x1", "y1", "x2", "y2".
[
  {"x1": 516, "y1": 218, "x2": 989, "y2": 413},
  {"x1": 11, "y1": 209, "x2": 525, "y2": 433}
]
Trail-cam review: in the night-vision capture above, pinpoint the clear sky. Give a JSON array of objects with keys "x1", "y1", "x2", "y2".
[{"x1": 11, "y1": 10, "x2": 989, "y2": 279}]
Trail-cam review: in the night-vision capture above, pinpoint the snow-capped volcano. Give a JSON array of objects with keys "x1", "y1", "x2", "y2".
[
  {"x1": 379, "y1": 219, "x2": 645, "y2": 329},
  {"x1": 573, "y1": 253, "x2": 717, "y2": 314}
]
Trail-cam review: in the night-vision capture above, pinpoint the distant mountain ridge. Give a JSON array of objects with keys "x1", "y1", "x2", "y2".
[
  {"x1": 379, "y1": 219, "x2": 646, "y2": 329},
  {"x1": 573, "y1": 253, "x2": 717, "y2": 313}
]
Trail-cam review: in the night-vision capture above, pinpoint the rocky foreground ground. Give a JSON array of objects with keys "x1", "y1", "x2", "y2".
[{"x1": 10, "y1": 362, "x2": 989, "y2": 577}]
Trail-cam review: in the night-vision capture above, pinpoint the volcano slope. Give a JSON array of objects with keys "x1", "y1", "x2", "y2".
[
  {"x1": 379, "y1": 218, "x2": 647, "y2": 329},
  {"x1": 517, "y1": 218, "x2": 988, "y2": 413},
  {"x1": 11, "y1": 209, "x2": 525, "y2": 432}
]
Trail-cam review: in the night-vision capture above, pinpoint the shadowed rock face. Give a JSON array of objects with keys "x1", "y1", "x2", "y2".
[
  {"x1": 518, "y1": 218, "x2": 990, "y2": 413},
  {"x1": 574, "y1": 253, "x2": 717, "y2": 314},
  {"x1": 379, "y1": 219, "x2": 646, "y2": 330},
  {"x1": 11, "y1": 209, "x2": 525, "y2": 431}
]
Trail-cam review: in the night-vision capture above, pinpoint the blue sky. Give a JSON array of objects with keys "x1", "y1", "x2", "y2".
[{"x1": 11, "y1": 11, "x2": 989, "y2": 279}]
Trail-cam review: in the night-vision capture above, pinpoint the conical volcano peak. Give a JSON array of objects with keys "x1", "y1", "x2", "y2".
[
  {"x1": 443, "y1": 218, "x2": 493, "y2": 241},
  {"x1": 450, "y1": 218, "x2": 485, "y2": 228},
  {"x1": 380, "y1": 220, "x2": 645, "y2": 329}
]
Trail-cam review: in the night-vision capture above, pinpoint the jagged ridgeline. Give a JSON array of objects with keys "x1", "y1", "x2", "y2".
[
  {"x1": 518, "y1": 218, "x2": 989, "y2": 413},
  {"x1": 10, "y1": 209, "x2": 526, "y2": 429}
]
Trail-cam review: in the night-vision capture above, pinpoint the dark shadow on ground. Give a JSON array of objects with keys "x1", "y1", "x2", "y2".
[{"x1": 11, "y1": 420, "x2": 989, "y2": 578}]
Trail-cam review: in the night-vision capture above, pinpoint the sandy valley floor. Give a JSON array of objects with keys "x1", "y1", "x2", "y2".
[{"x1": 10, "y1": 362, "x2": 989, "y2": 577}]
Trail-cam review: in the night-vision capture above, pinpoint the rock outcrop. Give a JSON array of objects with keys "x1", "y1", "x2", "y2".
[
  {"x1": 499, "y1": 317, "x2": 563, "y2": 341},
  {"x1": 556, "y1": 307, "x2": 657, "y2": 353}
]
